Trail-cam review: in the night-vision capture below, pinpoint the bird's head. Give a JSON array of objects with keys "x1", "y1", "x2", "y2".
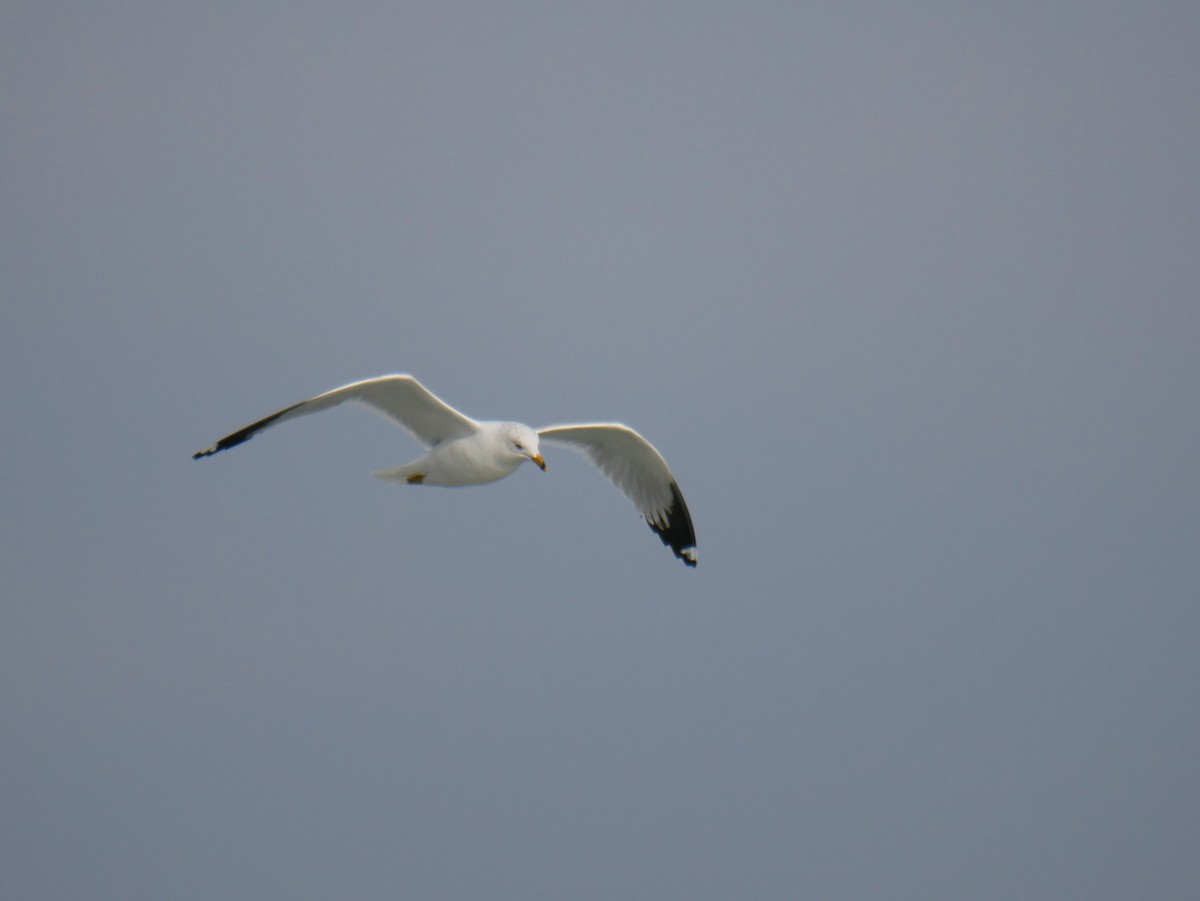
[{"x1": 505, "y1": 423, "x2": 546, "y2": 471}]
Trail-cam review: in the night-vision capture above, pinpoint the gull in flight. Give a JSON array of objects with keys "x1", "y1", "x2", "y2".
[{"x1": 193, "y1": 374, "x2": 697, "y2": 566}]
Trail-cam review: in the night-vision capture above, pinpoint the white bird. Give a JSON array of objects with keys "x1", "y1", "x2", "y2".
[{"x1": 193, "y1": 374, "x2": 697, "y2": 566}]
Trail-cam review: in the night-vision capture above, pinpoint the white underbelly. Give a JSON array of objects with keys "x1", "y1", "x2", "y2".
[{"x1": 424, "y1": 438, "x2": 521, "y2": 486}]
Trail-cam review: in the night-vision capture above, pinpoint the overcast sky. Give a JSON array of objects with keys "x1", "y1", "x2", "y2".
[{"x1": 3, "y1": 3, "x2": 1198, "y2": 899}]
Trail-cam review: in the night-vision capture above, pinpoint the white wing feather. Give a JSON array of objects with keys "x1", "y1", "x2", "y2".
[
  {"x1": 193, "y1": 374, "x2": 478, "y2": 458},
  {"x1": 537, "y1": 424, "x2": 676, "y2": 524}
]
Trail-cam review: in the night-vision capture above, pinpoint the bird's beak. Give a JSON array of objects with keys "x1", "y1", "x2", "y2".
[{"x1": 531, "y1": 453, "x2": 546, "y2": 471}]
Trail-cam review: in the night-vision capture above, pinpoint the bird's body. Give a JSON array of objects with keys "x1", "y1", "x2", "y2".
[
  {"x1": 373, "y1": 421, "x2": 540, "y2": 487},
  {"x1": 193, "y1": 374, "x2": 697, "y2": 566}
]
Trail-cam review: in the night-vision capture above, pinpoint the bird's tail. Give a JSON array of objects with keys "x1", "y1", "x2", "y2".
[{"x1": 371, "y1": 463, "x2": 426, "y2": 485}]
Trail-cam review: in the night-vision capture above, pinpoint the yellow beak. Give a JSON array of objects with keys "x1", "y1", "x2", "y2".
[{"x1": 531, "y1": 453, "x2": 547, "y2": 471}]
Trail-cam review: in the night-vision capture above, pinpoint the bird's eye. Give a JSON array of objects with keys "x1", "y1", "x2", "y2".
[{"x1": 514, "y1": 441, "x2": 524, "y2": 450}]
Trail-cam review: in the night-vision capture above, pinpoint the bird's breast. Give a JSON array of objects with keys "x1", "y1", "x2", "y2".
[{"x1": 423, "y1": 436, "x2": 522, "y2": 486}]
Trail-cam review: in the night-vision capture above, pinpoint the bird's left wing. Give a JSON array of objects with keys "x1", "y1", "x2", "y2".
[
  {"x1": 537, "y1": 424, "x2": 697, "y2": 567},
  {"x1": 193, "y1": 374, "x2": 478, "y2": 459}
]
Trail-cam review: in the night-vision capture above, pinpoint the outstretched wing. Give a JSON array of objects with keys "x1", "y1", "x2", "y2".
[
  {"x1": 538, "y1": 423, "x2": 697, "y2": 567},
  {"x1": 193, "y1": 374, "x2": 479, "y2": 459}
]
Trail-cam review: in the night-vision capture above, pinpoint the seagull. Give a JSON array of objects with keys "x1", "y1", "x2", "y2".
[{"x1": 193, "y1": 374, "x2": 697, "y2": 566}]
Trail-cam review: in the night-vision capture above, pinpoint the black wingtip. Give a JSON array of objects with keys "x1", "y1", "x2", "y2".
[
  {"x1": 191, "y1": 435, "x2": 244, "y2": 459},
  {"x1": 648, "y1": 481, "x2": 698, "y2": 567},
  {"x1": 191, "y1": 402, "x2": 301, "y2": 461}
]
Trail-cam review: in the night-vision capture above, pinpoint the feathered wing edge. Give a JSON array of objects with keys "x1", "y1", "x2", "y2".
[
  {"x1": 648, "y1": 480, "x2": 698, "y2": 567},
  {"x1": 538, "y1": 424, "x2": 698, "y2": 567}
]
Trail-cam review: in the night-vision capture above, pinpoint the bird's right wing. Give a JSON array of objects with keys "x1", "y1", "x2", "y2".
[
  {"x1": 538, "y1": 423, "x2": 697, "y2": 567},
  {"x1": 193, "y1": 374, "x2": 479, "y2": 459}
]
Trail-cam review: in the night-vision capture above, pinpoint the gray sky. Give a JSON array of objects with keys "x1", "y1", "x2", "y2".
[{"x1": 3, "y1": 2, "x2": 1198, "y2": 899}]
